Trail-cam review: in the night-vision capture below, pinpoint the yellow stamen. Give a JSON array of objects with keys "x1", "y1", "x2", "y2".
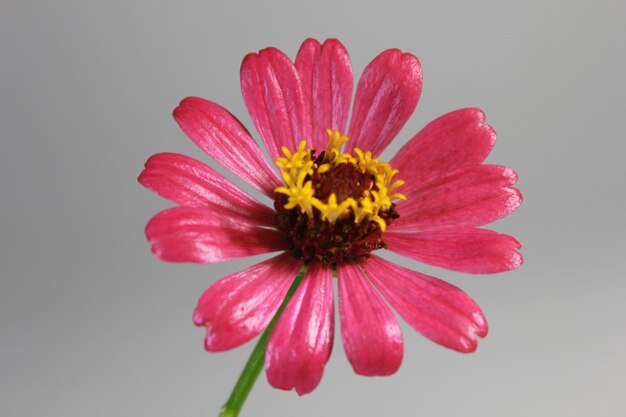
[
  {"x1": 275, "y1": 169, "x2": 316, "y2": 218},
  {"x1": 372, "y1": 215, "x2": 388, "y2": 232},
  {"x1": 275, "y1": 140, "x2": 313, "y2": 183},
  {"x1": 324, "y1": 130, "x2": 350, "y2": 164},
  {"x1": 275, "y1": 130, "x2": 405, "y2": 228},
  {"x1": 354, "y1": 194, "x2": 374, "y2": 224},
  {"x1": 313, "y1": 194, "x2": 357, "y2": 224}
]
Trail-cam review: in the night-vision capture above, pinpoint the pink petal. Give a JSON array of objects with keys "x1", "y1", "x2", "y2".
[
  {"x1": 172, "y1": 97, "x2": 281, "y2": 198},
  {"x1": 138, "y1": 152, "x2": 275, "y2": 226},
  {"x1": 336, "y1": 263, "x2": 403, "y2": 376},
  {"x1": 391, "y1": 108, "x2": 496, "y2": 187},
  {"x1": 193, "y1": 253, "x2": 303, "y2": 352},
  {"x1": 345, "y1": 49, "x2": 422, "y2": 156},
  {"x1": 364, "y1": 255, "x2": 488, "y2": 353},
  {"x1": 145, "y1": 207, "x2": 286, "y2": 263},
  {"x1": 266, "y1": 262, "x2": 334, "y2": 395},
  {"x1": 241, "y1": 47, "x2": 311, "y2": 162},
  {"x1": 295, "y1": 38, "x2": 353, "y2": 151},
  {"x1": 393, "y1": 164, "x2": 522, "y2": 230},
  {"x1": 384, "y1": 227, "x2": 523, "y2": 274}
]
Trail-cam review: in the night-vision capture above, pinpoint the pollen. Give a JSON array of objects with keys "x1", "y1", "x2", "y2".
[{"x1": 273, "y1": 130, "x2": 405, "y2": 264}]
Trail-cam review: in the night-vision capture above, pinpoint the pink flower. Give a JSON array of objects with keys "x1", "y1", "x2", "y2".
[{"x1": 139, "y1": 38, "x2": 522, "y2": 395}]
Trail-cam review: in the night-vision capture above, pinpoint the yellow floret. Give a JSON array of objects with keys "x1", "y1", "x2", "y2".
[
  {"x1": 313, "y1": 194, "x2": 357, "y2": 224},
  {"x1": 324, "y1": 130, "x2": 350, "y2": 164},
  {"x1": 275, "y1": 131, "x2": 406, "y2": 230},
  {"x1": 275, "y1": 140, "x2": 313, "y2": 183},
  {"x1": 275, "y1": 170, "x2": 316, "y2": 218}
]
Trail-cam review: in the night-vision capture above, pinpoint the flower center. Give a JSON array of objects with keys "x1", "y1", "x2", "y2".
[{"x1": 273, "y1": 130, "x2": 406, "y2": 265}]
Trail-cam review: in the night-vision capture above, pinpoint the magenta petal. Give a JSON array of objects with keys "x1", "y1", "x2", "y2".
[
  {"x1": 346, "y1": 49, "x2": 422, "y2": 156},
  {"x1": 266, "y1": 263, "x2": 334, "y2": 395},
  {"x1": 393, "y1": 164, "x2": 522, "y2": 230},
  {"x1": 337, "y1": 263, "x2": 403, "y2": 376},
  {"x1": 241, "y1": 47, "x2": 312, "y2": 162},
  {"x1": 391, "y1": 108, "x2": 496, "y2": 187},
  {"x1": 138, "y1": 153, "x2": 275, "y2": 226},
  {"x1": 385, "y1": 228, "x2": 523, "y2": 274},
  {"x1": 173, "y1": 97, "x2": 281, "y2": 198},
  {"x1": 295, "y1": 38, "x2": 353, "y2": 151},
  {"x1": 364, "y1": 255, "x2": 488, "y2": 353},
  {"x1": 145, "y1": 207, "x2": 286, "y2": 263},
  {"x1": 193, "y1": 253, "x2": 303, "y2": 352}
]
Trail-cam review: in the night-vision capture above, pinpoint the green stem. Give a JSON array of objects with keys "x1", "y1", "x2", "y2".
[{"x1": 219, "y1": 266, "x2": 307, "y2": 417}]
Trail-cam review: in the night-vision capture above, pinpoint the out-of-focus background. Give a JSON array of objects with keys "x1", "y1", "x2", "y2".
[{"x1": 2, "y1": 1, "x2": 625, "y2": 416}]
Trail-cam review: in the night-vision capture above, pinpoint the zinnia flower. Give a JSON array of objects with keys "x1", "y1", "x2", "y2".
[{"x1": 139, "y1": 38, "x2": 522, "y2": 395}]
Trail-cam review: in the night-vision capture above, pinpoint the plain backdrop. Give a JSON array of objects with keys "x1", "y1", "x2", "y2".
[{"x1": 2, "y1": 1, "x2": 625, "y2": 416}]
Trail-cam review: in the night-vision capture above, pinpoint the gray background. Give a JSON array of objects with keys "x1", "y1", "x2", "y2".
[{"x1": 2, "y1": 1, "x2": 625, "y2": 416}]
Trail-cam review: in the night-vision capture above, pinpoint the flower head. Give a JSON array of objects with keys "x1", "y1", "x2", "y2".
[{"x1": 139, "y1": 38, "x2": 522, "y2": 395}]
